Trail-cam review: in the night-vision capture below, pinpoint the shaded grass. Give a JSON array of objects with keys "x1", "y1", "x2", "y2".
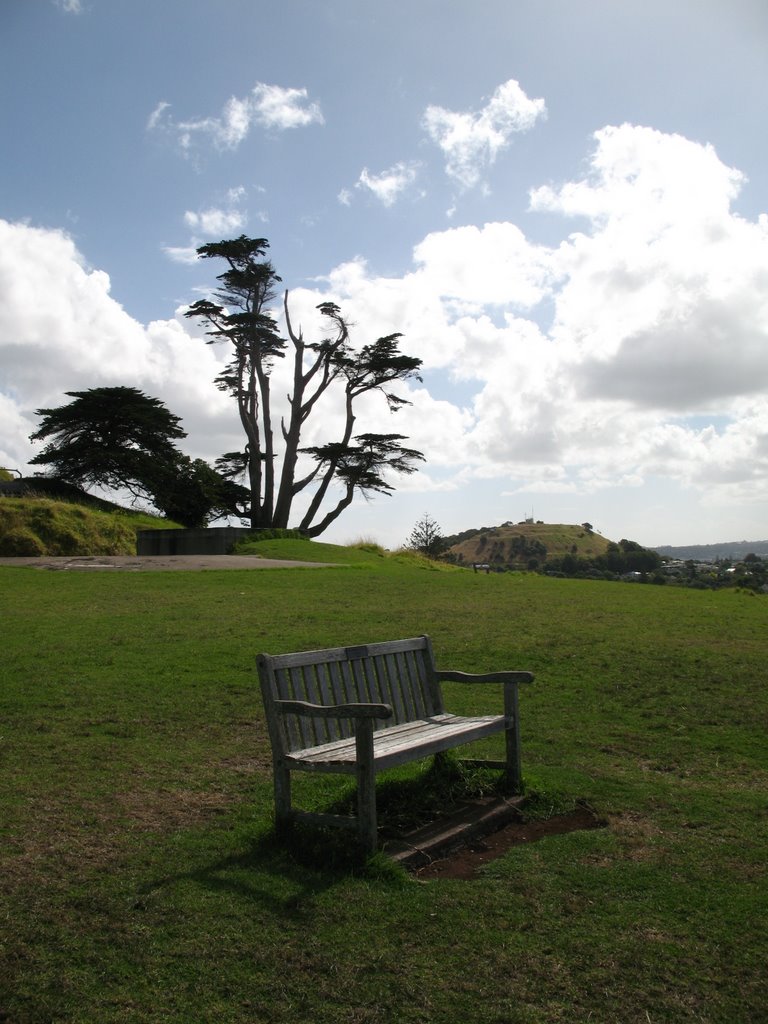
[{"x1": 1, "y1": 563, "x2": 767, "y2": 1022}]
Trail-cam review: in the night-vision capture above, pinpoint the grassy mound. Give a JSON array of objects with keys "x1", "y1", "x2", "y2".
[
  {"x1": 446, "y1": 521, "x2": 611, "y2": 569},
  {"x1": 0, "y1": 497, "x2": 180, "y2": 556}
]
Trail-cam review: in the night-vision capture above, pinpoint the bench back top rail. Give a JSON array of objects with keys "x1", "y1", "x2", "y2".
[{"x1": 258, "y1": 636, "x2": 445, "y2": 754}]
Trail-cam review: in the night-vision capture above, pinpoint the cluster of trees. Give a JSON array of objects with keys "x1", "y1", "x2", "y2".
[
  {"x1": 545, "y1": 539, "x2": 663, "y2": 579},
  {"x1": 27, "y1": 237, "x2": 424, "y2": 534}
]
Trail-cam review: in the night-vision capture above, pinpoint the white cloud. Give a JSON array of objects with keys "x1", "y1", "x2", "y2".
[
  {"x1": 54, "y1": 0, "x2": 83, "y2": 13},
  {"x1": 149, "y1": 82, "x2": 324, "y2": 154},
  {"x1": 355, "y1": 162, "x2": 421, "y2": 206},
  {"x1": 423, "y1": 79, "x2": 546, "y2": 189},
  {"x1": 183, "y1": 206, "x2": 246, "y2": 236},
  {"x1": 163, "y1": 246, "x2": 199, "y2": 265},
  {"x1": 0, "y1": 220, "x2": 234, "y2": 474},
  {"x1": 146, "y1": 101, "x2": 170, "y2": 131},
  {"x1": 412, "y1": 222, "x2": 552, "y2": 310},
  {"x1": 250, "y1": 83, "x2": 324, "y2": 130}
]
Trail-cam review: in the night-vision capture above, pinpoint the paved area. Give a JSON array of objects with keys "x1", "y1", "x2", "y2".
[{"x1": 0, "y1": 554, "x2": 339, "y2": 571}]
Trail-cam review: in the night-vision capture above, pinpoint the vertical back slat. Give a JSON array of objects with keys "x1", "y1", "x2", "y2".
[
  {"x1": 381, "y1": 653, "x2": 407, "y2": 724},
  {"x1": 421, "y1": 635, "x2": 445, "y2": 714},
  {"x1": 416, "y1": 646, "x2": 438, "y2": 716},
  {"x1": 289, "y1": 667, "x2": 313, "y2": 747},
  {"x1": 339, "y1": 659, "x2": 357, "y2": 718},
  {"x1": 314, "y1": 664, "x2": 335, "y2": 745},
  {"x1": 274, "y1": 667, "x2": 301, "y2": 749},
  {"x1": 394, "y1": 650, "x2": 418, "y2": 718}
]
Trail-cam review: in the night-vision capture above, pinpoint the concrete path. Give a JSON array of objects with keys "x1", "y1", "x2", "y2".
[{"x1": 0, "y1": 554, "x2": 339, "y2": 571}]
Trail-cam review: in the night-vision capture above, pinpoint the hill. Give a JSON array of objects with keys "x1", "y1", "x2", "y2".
[
  {"x1": 654, "y1": 540, "x2": 768, "y2": 562},
  {"x1": 444, "y1": 521, "x2": 611, "y2": 570},
  {"x1": 0, "y1": 495, "x2": 180, "y2": 556}
]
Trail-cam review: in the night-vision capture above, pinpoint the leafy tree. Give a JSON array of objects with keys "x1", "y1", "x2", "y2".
[
  {"x1": 28, "y1": 387, "x2": 245, "y2": 528},
  {"x1": 153, "y1": 456, "x2": 249, "y2": 528},
  {"x1": 184, "y1": 236, "x2": 424, "y2": 536},
  {"x1": 407, "y1": 513, "x2": 447, "y2": 558}
]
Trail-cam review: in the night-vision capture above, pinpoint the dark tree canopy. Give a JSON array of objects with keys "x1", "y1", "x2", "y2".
[
  {"x1": 30, "y1": 387, "x2": 185, "y2": 494},
  {"x1": 184, "y1": 235, "x2": 424, "y2": 536},
  {"x1": 29, "y1": 387, "x2": 246, "y2": 528}
]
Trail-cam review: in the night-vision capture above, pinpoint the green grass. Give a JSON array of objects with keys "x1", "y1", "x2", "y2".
[
  {"x1": 234, "y1": 535, "x2": 460, "y2": 570},
  {"x1": 0, "y1": 497, "x2": 180, "y2": 556},
  {"x1": 1, "y1": 561, "x2": 766, "y2": 1022}
]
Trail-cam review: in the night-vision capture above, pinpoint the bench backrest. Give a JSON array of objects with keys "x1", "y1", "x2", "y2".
[{"x1": 258, "y1": 636, "x2": 444, "y2": 754}]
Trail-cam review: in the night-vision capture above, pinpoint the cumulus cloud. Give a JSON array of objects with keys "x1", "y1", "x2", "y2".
[
  {"x1": 354, "y1": 162, "x2": 421, "y2": 206},
  {"x1": 423, "y1": 79, "x2": 546, "y2": 189},
  {"x1": 148, "y1": 83, "x2": 324, "y2": 154},
  {"x1": 0, "y1": 220, "x2": 234, "y2": 474},
  {"x1": 183, "y1": 206, "x2": 246, "y2": 237},
  {"x1": 310, "y1": 126, "x2": 768, "y2": 510}
]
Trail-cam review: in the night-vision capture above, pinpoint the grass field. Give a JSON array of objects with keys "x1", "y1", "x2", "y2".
[{"x1": 1, "y1": 547, "x2": 766, "y2": 1023}]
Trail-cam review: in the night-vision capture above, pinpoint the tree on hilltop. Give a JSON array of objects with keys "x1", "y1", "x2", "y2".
[{"x1": 184, "y1": 236, "x2": 424, "y2": 536}]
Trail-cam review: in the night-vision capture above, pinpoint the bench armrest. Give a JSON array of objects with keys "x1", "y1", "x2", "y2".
[
  {"x1": 273, "y1": 698, "x2": 393, "y2": 721},
  {"x1": 434, "y1": 670, "x2": 534, "y2": 685}
]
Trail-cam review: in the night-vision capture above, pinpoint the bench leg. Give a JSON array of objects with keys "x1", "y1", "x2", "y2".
[
  {"x1": 273, "y1": 759, "x2": 293, "y2": 834},
  {"x1": 503, "y1": 684, "x2": 522, "y2": 794},
  {"x1": 355, "y1": 721, "x2": 378, "y2": 855}
]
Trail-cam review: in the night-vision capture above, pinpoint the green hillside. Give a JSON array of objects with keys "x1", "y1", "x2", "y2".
[
  {"x1": 0, "y1": 497, "x2": 180, "y2": 556},
  {"x1": 446, "y1": 521, "x2": 611, "y2": 570}
]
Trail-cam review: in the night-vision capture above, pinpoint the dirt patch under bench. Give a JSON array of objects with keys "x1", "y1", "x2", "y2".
[{"x1": 409, "y1": 804, "x2": 605, "y2": 880}]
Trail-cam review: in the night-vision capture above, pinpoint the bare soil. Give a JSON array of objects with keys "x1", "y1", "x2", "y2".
[{"x1": 411, "y1": 806, "x2": 605, "y2": 880}]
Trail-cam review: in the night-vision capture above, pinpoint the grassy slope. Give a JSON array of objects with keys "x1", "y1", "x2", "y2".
[
  {"x1": 448, "y1": 522, "x2": 611, "y2": 567},
  {"x1": 0, "y1": 498, "x2": 180, "y2": 556},
  {"x1": 235, "y1": 536, "x2": 461, "y2": 570},
  {"x1": 1, "y1": 561, "x2": 766, "y2": 1023}
]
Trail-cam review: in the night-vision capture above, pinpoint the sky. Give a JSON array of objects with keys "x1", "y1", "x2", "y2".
[{"x1": 2, "y1": 0, "x2": 768, "y2": 549}]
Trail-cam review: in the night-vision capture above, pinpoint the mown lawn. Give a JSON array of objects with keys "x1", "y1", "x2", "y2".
[{"x1": 1, "y1": 556, "x2": 766, "y2": 1023}]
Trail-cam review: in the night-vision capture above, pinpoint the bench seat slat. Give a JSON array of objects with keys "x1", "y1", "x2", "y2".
[{"x1": 286, "y1": 713, "x2": 506, "y2": 772}]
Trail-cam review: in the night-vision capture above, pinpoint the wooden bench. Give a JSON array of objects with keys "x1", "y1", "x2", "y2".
[{"x1": 257, "y1": 635, "x2": 534, "y2": 853}]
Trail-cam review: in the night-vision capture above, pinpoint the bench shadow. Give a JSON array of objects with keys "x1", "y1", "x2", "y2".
[
  {"x1": 137, "y1": 822, "x2": 404, "y2": 921},
  {"x1": 137, "y1": 758, "x2": 521, "y2": 914}
]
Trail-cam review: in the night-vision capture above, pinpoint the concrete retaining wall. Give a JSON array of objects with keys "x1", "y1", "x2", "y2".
[{"x1": 136, "y1": 527, "x2": 253, "y2": 556}]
